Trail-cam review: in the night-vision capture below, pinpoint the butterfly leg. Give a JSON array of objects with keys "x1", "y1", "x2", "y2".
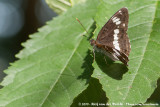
[
  {"x1": 92, "y1": 48, "x2": 95, "y2": 62},
  {"x1": 104, "y1": 56, "x2": 108, "y2": 65}
]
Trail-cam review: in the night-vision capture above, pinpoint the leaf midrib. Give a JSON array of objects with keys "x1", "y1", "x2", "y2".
[
  {"x1": 122, "y1": 0, "x2": 158, "y2": 101},
  {"x1": 40, "y1": 33, "x2": 85, "y2": 106}
]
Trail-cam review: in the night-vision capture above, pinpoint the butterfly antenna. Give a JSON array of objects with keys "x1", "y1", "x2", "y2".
[{"x1": 76, "y1": 18, "x2": 89, "y2": 35}]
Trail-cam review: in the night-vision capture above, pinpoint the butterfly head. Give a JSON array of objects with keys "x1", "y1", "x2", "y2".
[{"x1": 90, "y1": 39, "x2": 96, "y2": 46}]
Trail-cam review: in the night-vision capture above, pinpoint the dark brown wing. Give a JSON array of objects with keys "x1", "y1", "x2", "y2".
[
  {"x1": 96, "y1": 7, "x2": 131, "y2": 57},
  {"x1": 105, "y1": 46, "x2": 129, "y2": 66}
]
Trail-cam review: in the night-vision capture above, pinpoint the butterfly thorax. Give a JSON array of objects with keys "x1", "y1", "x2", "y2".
[{"x1": 90, "y1": 39, "x2": 103, "y2": 47}]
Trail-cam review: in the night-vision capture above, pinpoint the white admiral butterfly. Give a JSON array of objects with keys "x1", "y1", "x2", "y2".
[{"x1": 90, "y1": 7, "x2": 131, "y2": 66}]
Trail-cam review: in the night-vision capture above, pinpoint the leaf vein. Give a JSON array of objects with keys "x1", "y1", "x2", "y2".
[
  {"x1": 122, "y1": 1, "x2": 158, "y2": 100},
  {"x1": 40, "y1": 33, "x2": 85, "y2": 106}
]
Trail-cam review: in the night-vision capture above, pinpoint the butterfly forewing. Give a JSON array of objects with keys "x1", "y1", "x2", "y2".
[{"x1": 95, "y1": 7, "x2": 131, "y2": 65}]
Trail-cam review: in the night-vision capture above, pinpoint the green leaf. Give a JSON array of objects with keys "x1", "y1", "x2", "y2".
[
  {"x1": 45, "y1": 0, "x2": 87, "y2": 14},
  {"x1": 146, "y1": 79, "x2": 160, "y2": 105},
  {"x1": 1, "y1": 0, "x2": 160, "y2": 106},
  {"x1": 92, "y1": 0, "x2": 160, "y2": 106},
  {"x1": 71, "y1": 78, "x2": 108, "y2": 107},
  {"x1": 70, "y1": 0, "x2": 87, "y2": 6},
  {"x1": 0, "y1": 0, "x2": 99, "y2": 106},
  {"x1": 46, "y1": 0, "x2": 71, "y2": 14}
]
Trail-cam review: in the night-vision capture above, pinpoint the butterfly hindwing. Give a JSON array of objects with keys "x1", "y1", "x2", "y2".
[
  {"x1": 112, "y1": 48, "x2": 129, "y2": 65},
  {"x1": 104, "y1": 46, "x2": 129, "y2": 65}
]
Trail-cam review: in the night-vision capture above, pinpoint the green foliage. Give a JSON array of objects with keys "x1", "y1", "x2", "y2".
[
  {"x1": 0, "y1": 0, "x2": 160, "y2": 107},
  {"x1": 70, "y1": 0, "x2": 87, "y2": 6},
  {"x1": 93, "y1": 0, "x2": 160, "y2": 106},
  {"x1": 45, "y1": 0, "x2": 87, "y2": 14},
  {"x1": 46, "y1": 0, "x2": 71, "y2": 14},
  {"x1": 0, "y1": 0, "x2": 99, "y2": 106}
]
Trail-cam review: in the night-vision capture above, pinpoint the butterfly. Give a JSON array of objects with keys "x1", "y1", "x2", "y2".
[{"x1": 90, "y1": 7, "x2": 131, "y2": 66}]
